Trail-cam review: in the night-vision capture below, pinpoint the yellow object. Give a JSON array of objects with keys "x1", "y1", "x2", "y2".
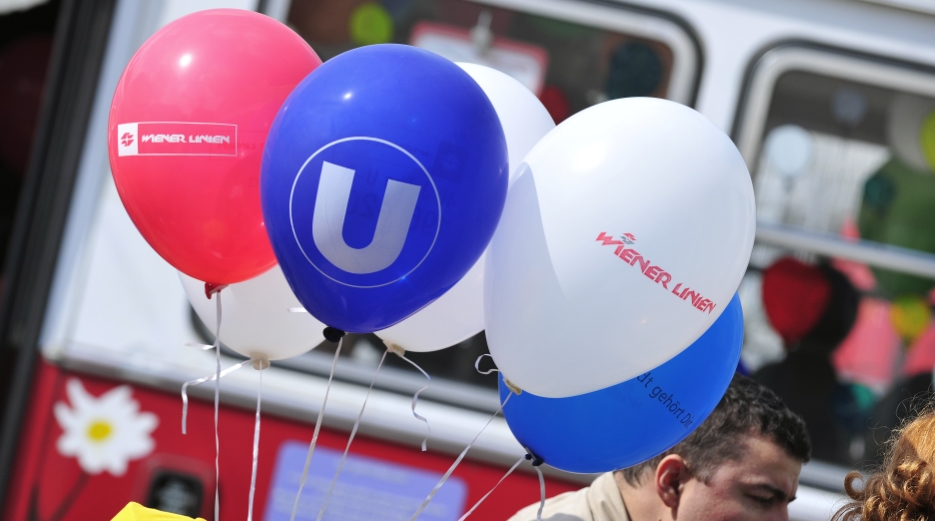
[
  {"x1": 890, "y1": 295, "x2": 932, "y2": 344},
  {"x1": 349, "y1": 3, "x2": 393, "y2": 46},
  {"x1": 111, "y1": 502, "x2": 206, "y2": 521},
  {"x1": 87, "y1": 419, "x2": 112, "y2": 442},
  {"x1": 919, "y1": 110, "x2": 935, "y2": 171}
]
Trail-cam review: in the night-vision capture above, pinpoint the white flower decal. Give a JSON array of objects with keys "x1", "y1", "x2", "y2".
[{"x1": 54, "y1": 378, "x2": 158, "y2": 476}]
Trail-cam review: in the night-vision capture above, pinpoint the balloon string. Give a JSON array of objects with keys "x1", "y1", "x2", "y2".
[
  {"x1": 290, "y1": 339, "x2": 343, "y2": 521},
  {"x1": 184, "y1": 341, "x2": 215, "y2": 350},
  {"x1": 395, "y1": 351, "x2": 432, "y2": 450},
  {"x1": 247, "y1": 368, "x2": 263, "y2": 521},
  {"x1": 457, "y1": 455, "x2": 525, "y2": 521},
  {"x1": 535, "y1": 466, "x2": 546, "y2": 521},
  {"x1": 316, "y1": 349, "x2": 387, "y2": 521},
  {"x1": 408, "y1": 392, "x2": 513, "y2": 521},
  {"x1": 474, "y1": 353, "x2": 499, "y2": 375},
  {"x1": 181, "y1": 359, "x2": 250, "y2": 434},
  {"x1": 213, "y1": 291, "x2": 222, "y2": 521}
]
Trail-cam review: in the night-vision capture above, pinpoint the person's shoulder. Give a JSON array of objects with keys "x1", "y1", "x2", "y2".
[
  {"x1": 505, "y1": 473, "x2": 629, "y2": 521},
  {"x1": 506, "y1": 488, "x2": 588, "y2": 521}
]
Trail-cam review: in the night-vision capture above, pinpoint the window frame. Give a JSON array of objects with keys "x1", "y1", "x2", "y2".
[
  {"x1": 734, "y1": 41, "x2": 935, "y2": 279},
  {"x1": 732, "y1": 40, "x2": 935, "y2": 488},
  {"x1": 466, "y1": 0, "x2": 703, "y2": 104}
]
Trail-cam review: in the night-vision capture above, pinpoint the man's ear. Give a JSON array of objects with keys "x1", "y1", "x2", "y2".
[{"x1": 654, "y1": 455, "x2": 690, "y2": 508}]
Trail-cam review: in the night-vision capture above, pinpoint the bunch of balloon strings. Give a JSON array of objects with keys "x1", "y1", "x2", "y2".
[
  {"x1": 282, "y1": 330, "x2": 433, "y2": 521},
  {"x1": 408, "y1": 354, "x2": 547, "y2": 521},
  {"x1": 177, "y1": 300, "x2": 545, "y2": 521},
  {"x1": 281, "y1": 341, "x2": 544, "y2": 520},
  {"x1": 175, "y1": 306, "x2": 385, "y2": 521}
]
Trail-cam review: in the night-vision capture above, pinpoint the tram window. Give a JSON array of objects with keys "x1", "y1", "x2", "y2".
[
  {"x1": 734, "y1": 45, "x2": 935, "y2": 468},
  {"x1": 257, "y1": 0, "x2": 700, "y2": 406},
  {"x1": 286, "y1": 0, "x2": 699, "y2": 117}
]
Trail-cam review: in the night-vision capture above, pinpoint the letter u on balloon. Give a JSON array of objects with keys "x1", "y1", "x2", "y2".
[
  {"x1": 261, "y1": 44, "x2": 508, "y2": 332},
  {"x1": 312, "y1": 161, "x2": 421, "y2": 274}
]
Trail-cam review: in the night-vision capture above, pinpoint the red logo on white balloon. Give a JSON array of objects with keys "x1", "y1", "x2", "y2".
[
  {"x1": 596, "y1": 232, "x2": 716, "y2": 314},
  {"x1": 116, "y1": 122, "x2": 237, "y2": 157}
]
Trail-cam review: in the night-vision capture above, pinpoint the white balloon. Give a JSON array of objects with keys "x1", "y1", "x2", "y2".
[
  {"x1": 375, "y1": 255, "x2": 485, "y2": 352},
  {"x1": 456, "y1": 63, "x2": 556, "y2": 182},
  {"x1": 180, "y1": 265, "x2": 325, "y2": 361},
  {"x1": 375, "y1": 63, "x2": 555, "y2": 352},
  {"x1": 485, "y1": 98, "x2": 755, "y2": 398}
]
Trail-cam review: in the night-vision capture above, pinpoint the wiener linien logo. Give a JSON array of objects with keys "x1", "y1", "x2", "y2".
[
  {"x1": 597, "y1": 232, "x2": 716, "y2": 314},
  {"x1": 116, "y1": 122, "x2": 238, "y2": 157}
]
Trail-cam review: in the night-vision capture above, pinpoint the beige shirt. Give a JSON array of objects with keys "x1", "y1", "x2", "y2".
[{"x1": 506, "y1": 472, "x2": 630, "y2": 521}]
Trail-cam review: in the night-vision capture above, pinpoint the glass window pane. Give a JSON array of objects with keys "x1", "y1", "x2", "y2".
[{"x1": 735, "y1": 46, "x2": 935, "y2": 468}]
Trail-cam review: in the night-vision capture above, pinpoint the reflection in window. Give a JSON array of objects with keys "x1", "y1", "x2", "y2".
[
  {"x1": 288, "y1": 0, "x2": 675, "y2": 123},
  {"x1": 739, "y1": 66, "x2": 935, "y2": 467}
]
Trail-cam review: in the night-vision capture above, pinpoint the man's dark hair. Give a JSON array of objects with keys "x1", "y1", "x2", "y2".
[{"x1": 619, "y1": 374, "x2": 811, "y2": 485}]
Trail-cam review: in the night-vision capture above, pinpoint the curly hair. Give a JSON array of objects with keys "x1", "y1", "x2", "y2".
[{"x1": 833, "y1": 409, "x2": 935, "y2": 521}]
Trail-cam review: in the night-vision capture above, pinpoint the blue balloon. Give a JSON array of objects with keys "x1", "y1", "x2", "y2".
[
  {"x1": 499, "y1": 293, "x2": 744, "y2": 474},
  {"x1": 262, "y1": 45, "x2": 508, "y2": 332}
]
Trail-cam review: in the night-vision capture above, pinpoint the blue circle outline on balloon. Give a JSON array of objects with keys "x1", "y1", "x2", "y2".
[{"x1": 287, "y1": 136, "x2": 442, "y2": 289}]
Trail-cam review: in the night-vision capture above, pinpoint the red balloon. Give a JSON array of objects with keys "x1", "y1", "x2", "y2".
[
  {"x1": 762, "y1": 257, "x2": 831, "y2": 344},
  {"x1": 108, "y1": 10, "x2": 321, "y2": 284}
]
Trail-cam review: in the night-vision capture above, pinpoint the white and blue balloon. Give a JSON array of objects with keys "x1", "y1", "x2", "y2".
[{"x1": 485, "y1": 97, "x2": 755, "y2": 398}]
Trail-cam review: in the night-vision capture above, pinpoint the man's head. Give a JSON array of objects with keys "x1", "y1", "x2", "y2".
[{"x1": 616, "y1": 375, "x2": 811, "y2": 521}]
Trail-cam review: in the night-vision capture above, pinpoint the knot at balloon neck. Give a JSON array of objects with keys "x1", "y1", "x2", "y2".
[
  {"x1": 525, "y1": 453, "x2": 544, "y2": 467},
  {"x1": 504, "y1": 379, "x2": 523, "y2": 395},
  {"x1": 204, "y1": 282, "x2": 228, "y2": 299},
  {"x1": 323, "y1": 327, "x2": 346, "y2": 342},
  {"x1": 251, "y1": 355, "x2": 270, "y2": 370},
  {"x1": 384, "y1": 342, "x2": 406, "y2": 357}
]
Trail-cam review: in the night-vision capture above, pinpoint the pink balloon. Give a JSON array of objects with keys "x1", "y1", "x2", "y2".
[{"x1": 108, "y1": 9, "x2": 321, "y2": 285}]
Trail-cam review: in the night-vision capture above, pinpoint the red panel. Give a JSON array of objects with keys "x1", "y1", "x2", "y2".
[
  {"x1": 3, "y1": 361, "x2": 66, "y2": 521},
  {"x1": 3, "y1": 362, "x2": 581, "y2": 520}
]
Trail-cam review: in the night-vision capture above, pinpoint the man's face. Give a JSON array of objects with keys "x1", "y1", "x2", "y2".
[{"x1": 675, "y1": 435, "x2": 802, "y2": 521}]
